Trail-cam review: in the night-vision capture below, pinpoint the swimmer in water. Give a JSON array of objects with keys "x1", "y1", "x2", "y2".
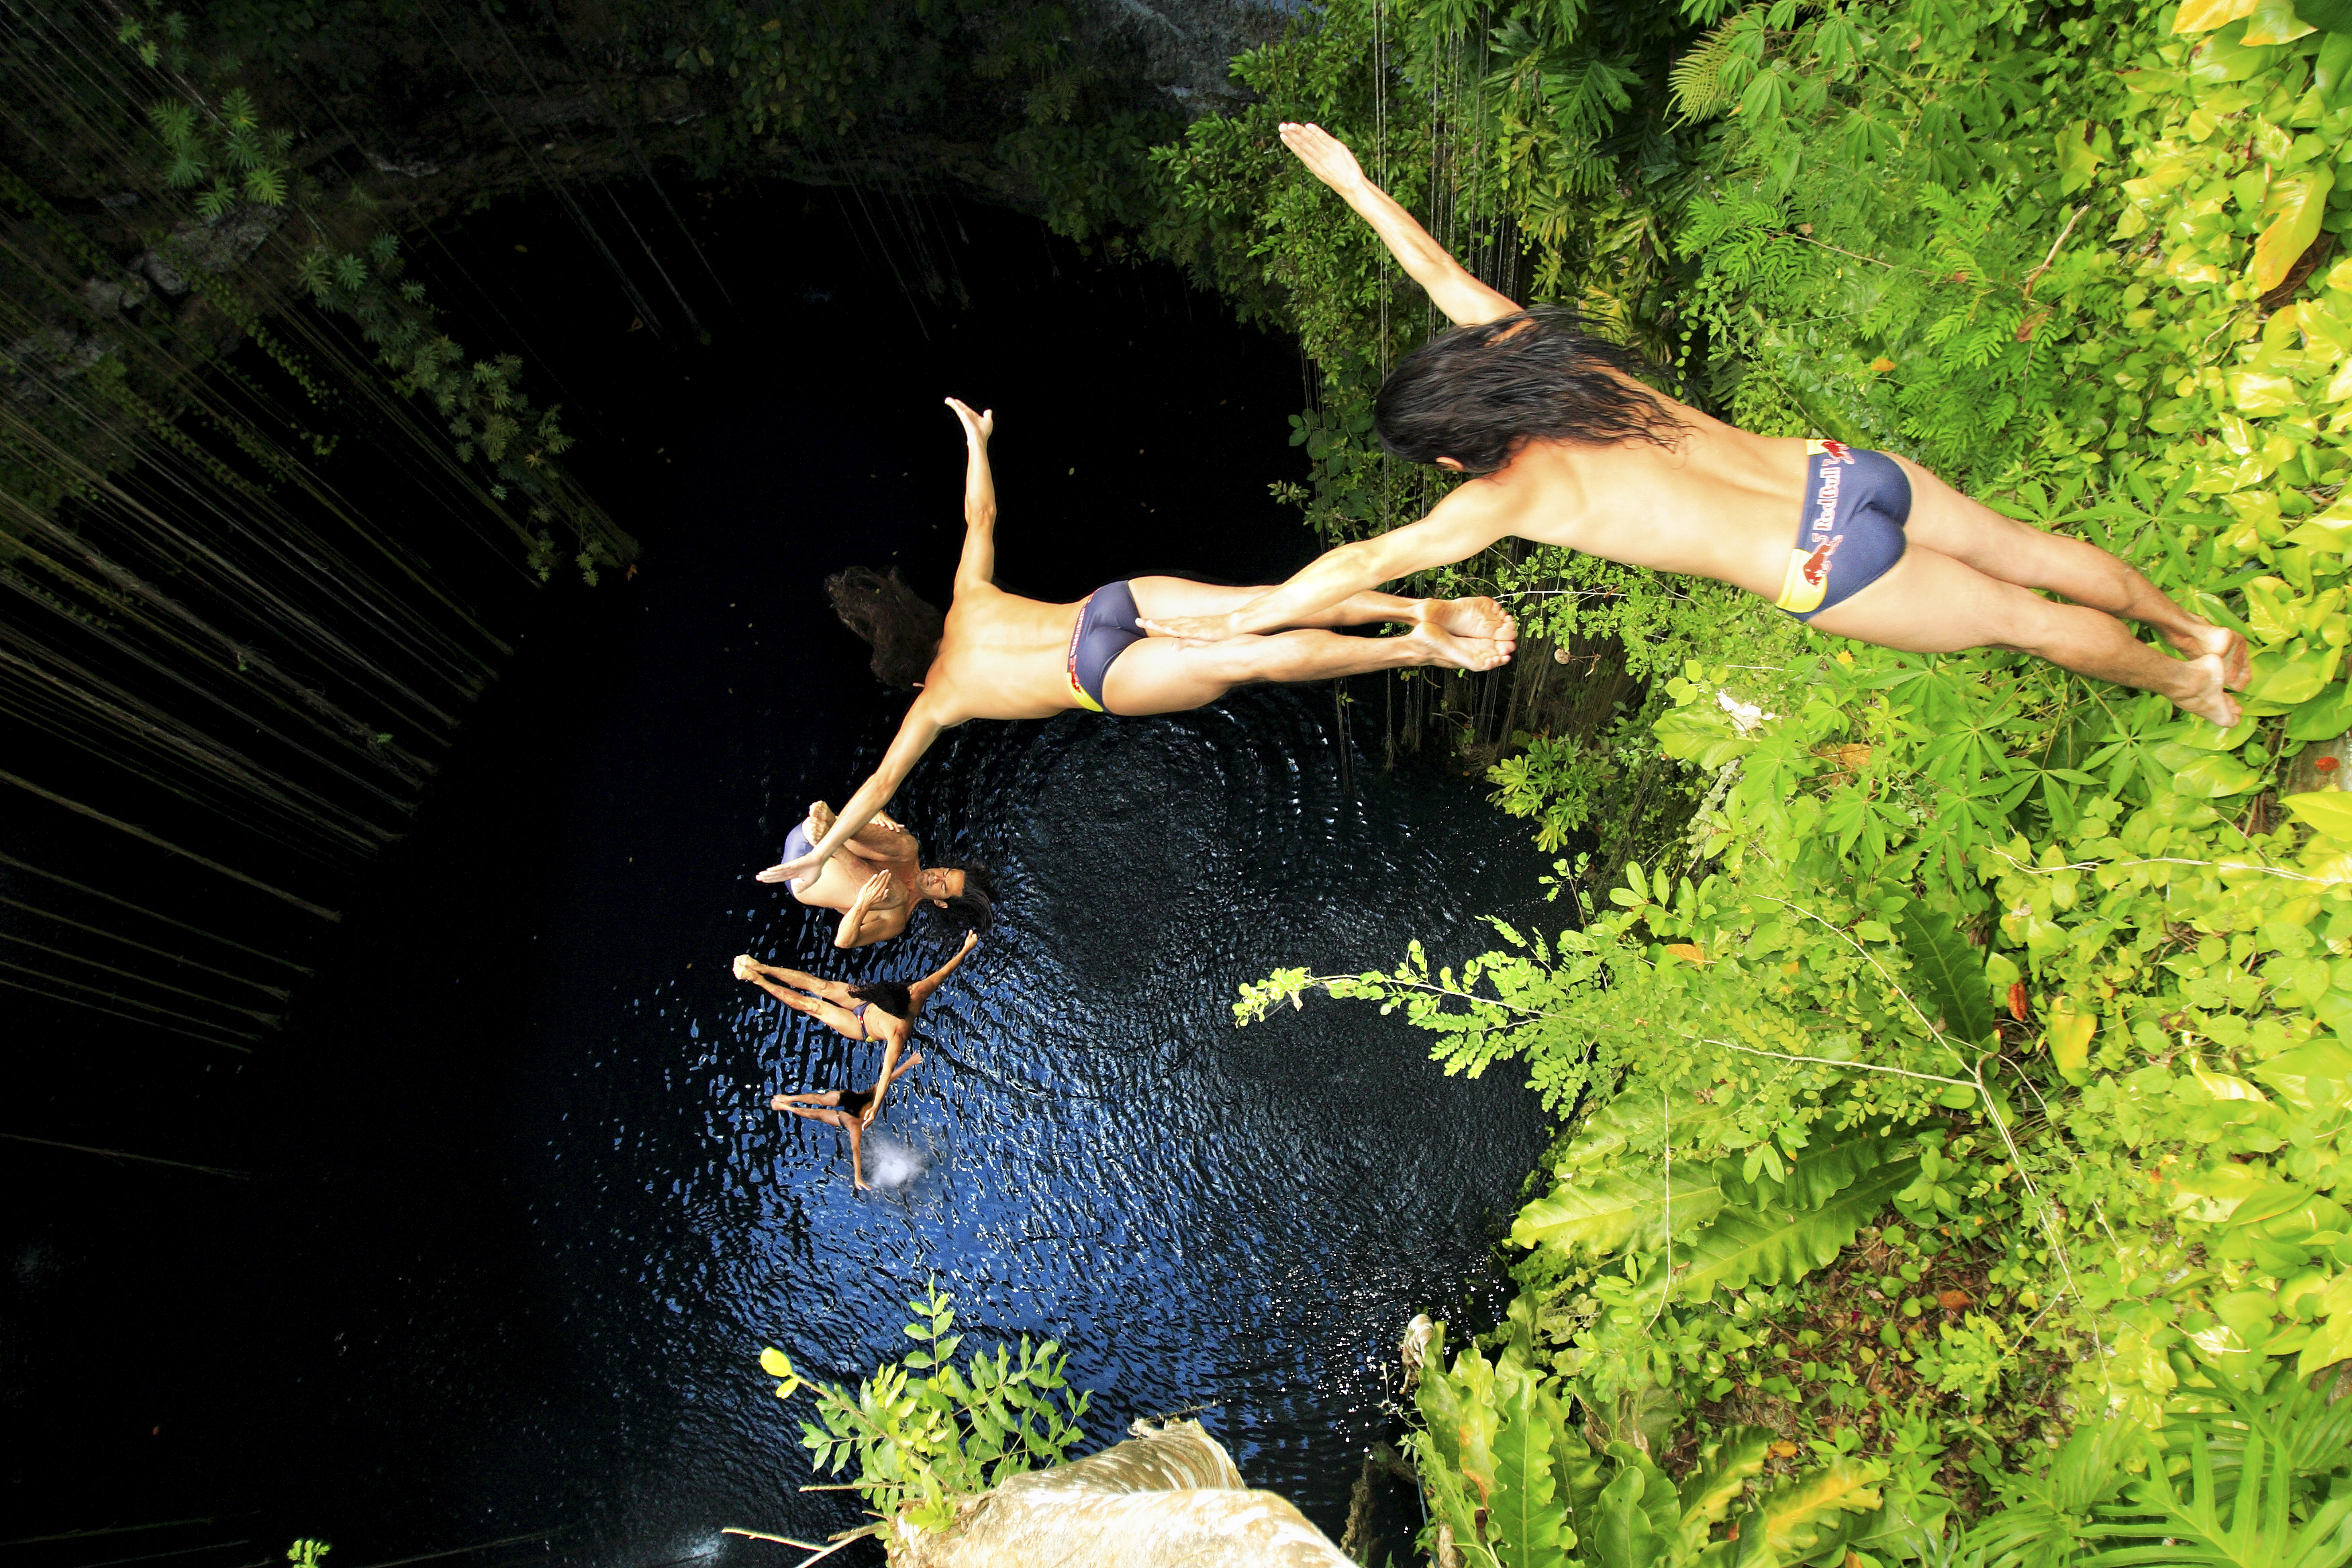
[
  {"x1": 769, "y1": 1051, "x2": 924, "y2": 1192},
  {"x1": 1137, "y1": 123, "x2": 2249, "y2": 726},
  {"x1": 774, "y1": 801, "x2": 995, "y2": 947},
  {"x1": 757, "y1": 397, "x2": 1516, "y2": 889}
]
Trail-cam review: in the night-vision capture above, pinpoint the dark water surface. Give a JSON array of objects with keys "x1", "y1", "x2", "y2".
[{"x1": 3, "y1": 195, "x2": 1552, "y2": 1563}]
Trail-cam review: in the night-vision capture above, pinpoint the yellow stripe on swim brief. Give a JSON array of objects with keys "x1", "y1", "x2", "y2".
[{"x1": 1775, "y1": 548, "x2": 1828, "y2": 615}]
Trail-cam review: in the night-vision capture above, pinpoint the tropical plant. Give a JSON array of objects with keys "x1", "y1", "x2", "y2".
[{"x1": 761, "y1": 1282, "x2": 1091, "y2": 1538}]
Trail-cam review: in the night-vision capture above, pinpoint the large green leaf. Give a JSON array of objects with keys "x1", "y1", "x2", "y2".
[
  {"x1": 1589, "y1": 1464, "x2": 1669, "y2": 1568},
  {"x1": 1492, "y1": 1360, "x2": 1571, "y2": 1568},
  {"x1": 1414, "y1": 1428, "x2": 1497, "y2": 1568},
  {"x1": 1897, "y1": 905, "x2": 1996, "y2": 1044},
  {"x1": 1677, "y1": 1427, "x2": 1773, "y2": 1556},
  {"x1": 1714, "y1": 1122, "x2": 1898, "y2": 1211},
  {"x1": 1669, "y1": 1160, "x2": 1920, "y2": 1302},
  {"x1": 1511, "y1": 1169, "x2": 1727, "y2": 1255},
  {"x1": 1759, "y1": 1462, "x2": 1886, "y2": 1563}
]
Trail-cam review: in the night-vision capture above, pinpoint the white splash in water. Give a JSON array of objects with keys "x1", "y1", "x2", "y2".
[{"x1": 864, "y1": 1135, "x2": 927, "y2": 1189}]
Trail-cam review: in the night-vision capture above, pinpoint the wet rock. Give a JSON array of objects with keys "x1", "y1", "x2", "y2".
[
  {"x1": 5, "y1": 322, "x2": 115, "y2": 403},
  {"x1": 1084, "y1": 0, "x2": 1283, "y2": 113},
  {"x1": 164, "y1": 203, "x2": 286, "y2": 274},
  {"x1": 368, "y1": 151, "x2": 444, "y2": 179}
]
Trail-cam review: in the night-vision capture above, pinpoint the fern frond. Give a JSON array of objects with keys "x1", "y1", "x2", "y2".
[{"x1": 1669, "y1": 19, "x2": 1742, "y2": 120}]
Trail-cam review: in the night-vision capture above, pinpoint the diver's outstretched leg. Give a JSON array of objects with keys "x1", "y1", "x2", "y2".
[
  {"x1": 1890, "y1": 455, "x2": 2249, "y2": 688},
  {"x1": 1101, "y1": 620, "x2": 1505, "y2": 716},
  {"x1": 1128, "y1": 576, "x2": 1514, "y2": 644},
  {"x1": 1808, "y1": 543, "x2": 2239, "y2": 726}
]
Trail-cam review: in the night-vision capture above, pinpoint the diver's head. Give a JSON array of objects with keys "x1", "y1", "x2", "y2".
[
  {"x1": 920, "y1": 859, "x2": 995, "y2": 934},
  {"x1": 826, "y1": 566, "x2": 943, "y2": 689},
  {"x1": 1374, "y1": 305, "x2": 1685, "y2": 475}
]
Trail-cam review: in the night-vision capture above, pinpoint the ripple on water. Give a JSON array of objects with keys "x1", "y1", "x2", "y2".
[{"x1": 534, "y1": 687, "x2": 1553, "y2": 1556}]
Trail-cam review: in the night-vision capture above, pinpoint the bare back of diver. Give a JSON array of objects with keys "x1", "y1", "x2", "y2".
[
  {"x1": 755, "y1": 397, "x2": 1520, "y2": 890},
  {"x1": 1140, "y1": 123, "x2": 2252, "y2": 728}
]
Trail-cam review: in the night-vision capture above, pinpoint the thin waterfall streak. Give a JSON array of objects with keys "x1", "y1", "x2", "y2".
[
  {"x1": 0, "y1": 569, "x2": 435, "y2": 801},
  {"x1": 0, "y1": 683, "x2": 381, "y2": 865},
  {"x1": 0, "y1": 895, "x2": 290, "y2": 997},
  {"x1": 0, "y1": 767, "x2": 342, "y2": 921},
  {"x1": 0, "y1": 850, "x2": 312, "y2": 972},
  {"x1": 0, "y1": 929, "x2": 284, "y2": 1023},
  {"x1": 0, "y1": 638, "x2": 403, "y2": 849},
  {"x1": 3, "y1": 535, "x2": 444, "y2": 777},
  {"x1": 0, "y1": 1133, "x2": 250, "y2": 1179},
  {"x1": 0, "y1": 962, "x2": 264, "y2": 1046},
  {"x1": 0, "y1": 973, "x2": 258, "y2": 1048}
]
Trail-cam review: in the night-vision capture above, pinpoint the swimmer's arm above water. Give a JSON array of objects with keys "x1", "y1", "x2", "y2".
[
  {"x1": 1142, "y1": 483, "x2": 1520, "y2": 642},
  {"x1": 947, "y1": 398, "x2": 998, "y2": 593},
  {"x1": 757, "y1": 700, "x2": 948, "y2": 890},
  {"x1": 1280, "y1": 122, "x2": 1521, "y2": 330}
]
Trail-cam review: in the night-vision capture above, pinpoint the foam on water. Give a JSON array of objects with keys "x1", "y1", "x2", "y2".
[{"x1": 862, "y1": 1133, "x2": 927, "y2": 1189}]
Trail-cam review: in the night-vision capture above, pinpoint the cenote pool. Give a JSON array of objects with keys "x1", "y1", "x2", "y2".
[{"x1": 7, "y1": 197, "x2": 1558, "y2": 1565}]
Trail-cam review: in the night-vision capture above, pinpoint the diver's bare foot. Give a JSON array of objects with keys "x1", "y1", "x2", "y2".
[
  {"x1": 2174, "y1": 653, "x2": 2241, "y2": 728},
  {"x1": 1422, "y1": 595, "x2": 1515, "y2": 646},
  {"x1": 805, "y1": 801, "x2": 837, "y2": 838},
  {"x1": 2164, "y1": 622, "x2": 2249, "y2": 689},
  {"x1": 1404, "y1": 622, "x2": 1510, "y2": 673},
  {"x1": 732, "y1": 954, "x2": 758, "y2": 981}
]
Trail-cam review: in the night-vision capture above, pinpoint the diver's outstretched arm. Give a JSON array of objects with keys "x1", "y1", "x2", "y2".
[
  {"x1": 1281, "y1": 122, "x2": 1520, "y2": 328},
  {"x1": 864, "y1": 1046, "x2": 925, "y2": 1125},
  {"x1": 947, "y1": 399, "x2": 998, "y2": 594},
  {"x1": 758, "y1": 699, "x2": 948, "y2": 887},
  {"x1": 907, "y1": 930, "x2": 979, "y2": 1012}
]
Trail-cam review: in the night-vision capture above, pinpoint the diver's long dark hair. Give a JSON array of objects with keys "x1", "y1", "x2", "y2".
[
  {"x1": 922, "y1": 859, "x2": 996, "y2": 937},
  {"x1": 826, "y1": 567, "x2": 944, "y2": 689},
  {"x1": 1375, "y1": 307, "x2": 1687, "y2": 475},
  {"x1": 845, "y1": 978, "x2": 915, "y2": 1018}
]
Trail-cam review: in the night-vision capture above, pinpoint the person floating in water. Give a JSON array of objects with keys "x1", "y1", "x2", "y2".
[
  {"x1": 757, "y1": 397, "x2": 1516, "y2": 889},
  {"x1": 767, "y1": 1053, "x2": 926, "y2": 1193},
  {"x1": 772, "y1": 800, "x2": 994, "y2": 947},
  {"x1": 1138, "y1": 122, "x2": 2250, "y2": 727}
]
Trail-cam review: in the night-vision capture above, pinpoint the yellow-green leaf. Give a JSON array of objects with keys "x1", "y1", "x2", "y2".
[
  {"x1": 2048, "y1": 1011, "x2": 2097, "y2": 1079},
  {"x1": 2286, "y1": 789, "x2": 2352, "y2": 838},
  {"x1": 2244, "y1": 0, "x2": 2318, "y2": 44},
  {"x1": 2177, "y1": 0, "x2": 2258, "y2": 31},
  {"x1": 761, "y1": 1346, "x2": 793, "y2": 1377},
  {"x1": 2255, "y1": 168, "x2": 2336, "y2": 292},
  {"x1": 2231, "y1": 369, "x2": 2300, "y2": 412}
]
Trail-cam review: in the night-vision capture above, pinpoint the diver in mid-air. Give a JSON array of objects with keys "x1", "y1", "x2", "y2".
[
  {"x1": 734, "y1": 932, "x2": 974, "y2": 1189},
  {"x1": 1139, "y1": 122, "x2": 2249, "y2": 727},
  {"x1": 756, "y1": 397, "x2": 1517, "y2": 891},
  {"x1": 770, "y1": 801, "x2": 993, "y2": 947}
]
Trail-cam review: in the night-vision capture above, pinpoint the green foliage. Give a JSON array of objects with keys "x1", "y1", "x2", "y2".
[
  {"x1": 285, "y1": 1543, "x2": 328, "y2": 1568},
  {"x1": 1189, "y1": 0, "x2": 2352, "y2": 1542},
  {"x1": 769, "y1": 1283, "x2": 1091, "y2": 1536},
  {"x1": 297, "y1": 236, "x2": 631, "y2": 583}
]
